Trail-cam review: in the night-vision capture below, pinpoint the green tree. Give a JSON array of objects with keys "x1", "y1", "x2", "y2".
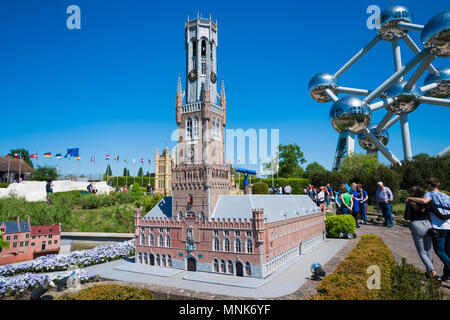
[
  {"x1": 339, "y1": 153, "x2": 381, "y2": 177},
  {"x1": 123, "y1": 168, "x2": 130, "y2": 176},
  {"x1": 277, "y1": 144, "x2": 306, "y2": 178},
  {"x1": 0, "y1": 231, "x2": 10, "y2": 253},
  {"x1": 31, "y1": 165, "x2": 58, "y2": 181},
  {"x1": 105, "y1": 164, "x2": 112, "y2": 176},
  {"x1": 413, "y1": 153, "x2": 431, "y2": 162},
  {"x1": 137, "y1": 167, "x2": 144, "y2": 177},
  {"x1": 306, "y1": 161, "x2": 326, "y2": 173},
  {"x1": 130, "y1": 183, "x2": 143, "y2": 198},
  {"x1": 10, "y1": 148, "x2": 33, "y2": 168}
]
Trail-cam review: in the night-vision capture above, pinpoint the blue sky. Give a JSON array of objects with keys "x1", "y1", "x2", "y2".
[{"x1": 0, "y1": 0, "x2": 448, "y2": 176}]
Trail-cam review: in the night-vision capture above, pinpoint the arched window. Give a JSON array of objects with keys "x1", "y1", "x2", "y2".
[
  {"x1": 168, "y1": 255, "x2": 172, "y2": 267},
  {"x1": 144, "y1": 253, "x2": 148, "y2": 264},
  {"x1": 245, "y1": 262, "x2": 251, "y2": 276},
  {"x1": 227, "y1": 260, "x2": 233, "y2": 274},
  {"x1": 140, "y1": 234, "x2": 145, "y2": 246},
  {"x1": 193, "y1": 116, "x2": 200, "y2": 139},
  {"x1": 165, "y1": 235, "x2": 171, "y2": 248},
  {"x1": 224, "y1": 237, "x2": 230, "y2": 252},
  {"x1": 246, "y1": 238, "x2": 253, "y2": 254},
  {"x1": 235, "y1": 238, "x2": 241, "y2": 253},
  {"x1": 162, "y1": 254, "x2": 166, "y2": 267},
  {"x1": 215, "y1": 119, "x2": 221, "y2": 140},
  {"x1": 186, "y1": 117, "x2": 193, "y2": 140},
  {"x1": 158, "y1": 234, "x2": 164, "y2": 247},
  {"x1": 156, "y1": 254, "x2": 160, "y2": 266},
  {"x1": 192, "y1": 40, "x2": 197, "y2": 57},
  {"x1": 178, "y1": 211, "x2": 183, "y2": 219},
  {"x1": 149, "y1": 233, "x2": 154, "y2": 246},
  {"x1": 220, "y1": 259, "x2": 226, "y2": 273},
  {"x1": 201, "y1": 40, "x2": 206, "y2": 56},
  {"x1": 138, "y1": 252, "x2": 142, "y2": 264},
  {"x1": 199, "y1": 211, "x2": 205, "y2": 221},
  {"x1": 213, "y1": 259, "x2": 219, "y2": 272},
  {"x1": 213, "y1": 237, "x2": 220, "y2": 251}
]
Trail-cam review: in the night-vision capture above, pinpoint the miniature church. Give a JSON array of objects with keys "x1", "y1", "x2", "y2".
[{"x1": 135, "y1": 15, "x2": 325, "y2": 278}]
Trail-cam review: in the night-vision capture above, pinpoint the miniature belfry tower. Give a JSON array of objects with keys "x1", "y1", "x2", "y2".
[{"x1": 173, "y1": 14, "x2": 231, "y2": 219}]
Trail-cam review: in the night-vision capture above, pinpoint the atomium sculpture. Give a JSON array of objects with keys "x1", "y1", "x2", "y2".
[{"x1": 308, "y1": 5, "x2": 450, "y2": 170}]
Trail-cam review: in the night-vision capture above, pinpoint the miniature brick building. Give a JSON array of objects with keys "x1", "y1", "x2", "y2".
[
  {"x1": 0, "y1": 217, "x2": 61, "y2": 265},
  {"x1": 135, "y1": 15, "x2": 325, "y2": 278}
]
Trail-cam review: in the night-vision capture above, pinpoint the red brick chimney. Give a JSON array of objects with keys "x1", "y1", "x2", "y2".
[{"x1": 16, "y1": 216, "x2": 20, "y2": 232}]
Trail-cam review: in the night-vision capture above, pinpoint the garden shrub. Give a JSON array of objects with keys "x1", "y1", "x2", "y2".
[
  {"x1": 252, "y1": 182, "x2": 269, "y2": 194},
  {"x1": 130, "y1": 183, "x2": 143, "y2": 198},
  {"x1": 139, "y1": 193, "x2": 164, "y2": 213},
  {"x1": 238, "y1": 178, "x2": 309, "y2": 194},
  {"x1": 314, "y1": 235, "x2": 446, "y2": 300},
  {"x1": 314, "y1": 235, "x2": 395, "y2": 300},
  {"x1": 57, "y1": 284, "x2": 155, "y2": 300},
  {"x1": 0, "y1": 183, "x2": 10, "y2": 188},
  {"x1": 325, "y1": 214, "x2": 356, "y2": 238}
]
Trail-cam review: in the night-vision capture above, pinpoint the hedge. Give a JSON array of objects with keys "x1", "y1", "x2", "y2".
[
  {"x1": 107, "y1": 176, "x2": 155, "y2": 188},
  {"x1": 236, "y1": 177, "x2": 309, "y2": 194},
  {"x1": 314, "y1": 235, "x2": 446, "y2": 300},
  {"x1": 0, "y1": 183, "x2": 10, "y2": 188},
  {"x1": 325, "y1": 214, "x2": 356, "y2": 238},
  {"x1": 57, "y1": 284, "x2": 155, "y2": 300}
]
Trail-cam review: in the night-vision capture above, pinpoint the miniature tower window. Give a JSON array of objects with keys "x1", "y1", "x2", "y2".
[
  {"x1": 213, "y1": 237, "x2": 220, "y2": 251},
  {"x1": 224, "y1": 237, "x2": 230, "y2": 252},
  {"x1": 158, "y1": 234, "x2": 164, "y2": 247},
  {"x1": 213, "y1": 259, "x2": 219, "y2": 272},
  {"x1": 168, "y1": 255, "x2": 172, "y2": 267},
  {"x1": 193, "y1": 116, "x2": 200, "y2": 139},
  {"x1": 220, "y1": 259, "x2": 226, "y2": 273},
  {"x1": 165, "y1": 235, "x2": 171, "y2": 247},
  {"x1": 149, "y1": 233, "x2": 154, "y2": 246},
  {"x1": 186, "y1": 117, "x2": 193, "y2": 140},
  {"x1": 189, "y1": 195, "x2": 193, "y2": 205},
  {"x1": 227, "y1": 260, "x2": 233, "y2": 274},
  {"x1": 201, "y1": 40, "x2": 206, "y2": 56}
]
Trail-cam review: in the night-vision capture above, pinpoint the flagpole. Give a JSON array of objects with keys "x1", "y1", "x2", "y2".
[
  {"x1": 7, "y1": 156, "x2": 10, "y2": 183},
  {"x1": 19, "y1": 156, "x2": 22, "y2": 181}
]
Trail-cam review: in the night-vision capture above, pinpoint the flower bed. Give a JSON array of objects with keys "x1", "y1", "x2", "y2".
[
  {"x1": 0, "y1": 271, "x2": 100, "y2": 298},
  {"x1": 0, "y1": 241, "x2": 135, "y2": 277}
]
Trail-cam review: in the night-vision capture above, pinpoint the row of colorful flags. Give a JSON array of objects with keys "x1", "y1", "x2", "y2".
[{"x1": 4, "y1": 150, "x2": 152, "y2": 165}]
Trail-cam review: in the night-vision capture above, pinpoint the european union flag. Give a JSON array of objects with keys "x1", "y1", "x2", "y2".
[{"x1": 64, "y1": 148, "x2": 79, "y2": 158}]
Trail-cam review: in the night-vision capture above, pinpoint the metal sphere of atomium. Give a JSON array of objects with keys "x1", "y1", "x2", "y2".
[
  {"x1": 308, "y1": 72, "x2": 338, "y2": 103},
  {"x1": 421, "y1": 10, "x2": 450, "y2": 57},
  {"x1": 357, "y1": 124, "x2": 389, "y2": 152},
  {"x1": 384, "y1": 80, "x2": 422, "y2": 114},
  {"x1": 423, "y1": 67, "x2": 450, "y2": 98},
  {"x1": 379, "y1": 5, "x2": 413, "y2": 41},
  {"x1": 329, "y1": 96, "x2": 371, "y2": 133}
]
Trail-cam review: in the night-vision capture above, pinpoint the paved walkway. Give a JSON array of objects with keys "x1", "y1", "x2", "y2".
[{"x1": 80, "y1": 238, "x2": 348, "y2": 299}]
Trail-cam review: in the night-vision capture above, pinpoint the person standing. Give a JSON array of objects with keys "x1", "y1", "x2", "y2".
[
  {"x1": 405, "y1": 185, "x2": 449, "y2": 280},
  {"x1": 376, "y1": 181, "x2": 394, "y2": 228},
  {"x1": 307, "y1": 184, "x2": 315, "y2": 202},
  {"x1": 339, "y1": 186, "x2": 353, "y2": 215},
  {"x1": 351, "y1": 186, "x2": 361, "y2": 228},
  {"x1": 45, "y1": 180, "x2": 53, "y2": 196},
  {"x1": 407, "y1": 178, "x2": 450, "y2": 282},
  {"x1": 284, "y1": 184, "x2": 292, "y2": 195},
  {"x1": 316, "y1": 187, "x2": 325, "y2": 212},
  {"x1": 358, "y1": 184, "x2": 369, "y2": 225},
  {"x1": 123, "y1": 185, "x2": 128, "y2": 193}
]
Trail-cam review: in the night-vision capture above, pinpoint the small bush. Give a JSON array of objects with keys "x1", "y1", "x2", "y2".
[
  {"x1": 0, "y1": 183, "x2": 10, "y2": 188},
  {"x1": 130, "y1": 183, "x2": 143, "y2": 198},
  {"x1": 57, "y1": 284, "x2": 155, "y2": 300},
  {"x1": 139, "y1": 193, "x2": 164, "y2": 213},
  {"x1": 325, "y1": 214, "x2": 356, "y2": 238},
  {"x1": 252, "y1": 182, "x2": 269, "y2": 194}
]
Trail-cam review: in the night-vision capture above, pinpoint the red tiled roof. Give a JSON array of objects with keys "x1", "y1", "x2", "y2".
[{"x1": 30, "y1": 224, "x2": 60, "y2": 236}]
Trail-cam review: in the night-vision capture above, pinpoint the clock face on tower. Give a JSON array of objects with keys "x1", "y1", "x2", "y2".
[
  {"x1": 187, "y1": 146, "x2": 195, "y2": 160},
  {"x1": 211, "y1": 71, "x2": 217, "y2": 84},
  {"x1": 188, "y1": 70, "x2": 197, "y2": 82}
]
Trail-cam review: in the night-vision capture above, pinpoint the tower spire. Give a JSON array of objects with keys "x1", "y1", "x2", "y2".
[
  {"x1": 177, "y1": 73, "x2": 182, "y2": 96},
  {"x1": 220, "y1": 78, "x2": 226, "y2": 100}
]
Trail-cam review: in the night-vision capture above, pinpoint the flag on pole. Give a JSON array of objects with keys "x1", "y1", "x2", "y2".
[
  {"x1": 5, "y1": 154, "x2": 11, "y2": 157},
  {"x1": 132, "y1": 158, "x2": 136, "y2": 164},
  {"x1": 76, "y1": 156, "x2": 81, "y2": 161},
  {"x1": 64, "y1": 148, "x2": 79, "y2": 158},
  {"x1": 44, "y1": 152, "x2": 51, "y2": 158},
  {"x1": 90, "y1": 156, "x2": 95, "y2": 163},
  {"x1": 140, "y1": 158, "x2": 144, "y2": 164},
  {"x1": 55, "y1": 153, "x2": 62, "y2": 159},
  {"x1": 148, "y1": 158, "x2": 151, "y2": 163},
  {"x1": 30, "y1": 153, "x2": 38, "y2": 159},
  {"x1": 15, "y1": 153, "x2": 21, "y2": 159},
  {"x1": 105, "y1": 154, "x2": 110, "y2": 160}
]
